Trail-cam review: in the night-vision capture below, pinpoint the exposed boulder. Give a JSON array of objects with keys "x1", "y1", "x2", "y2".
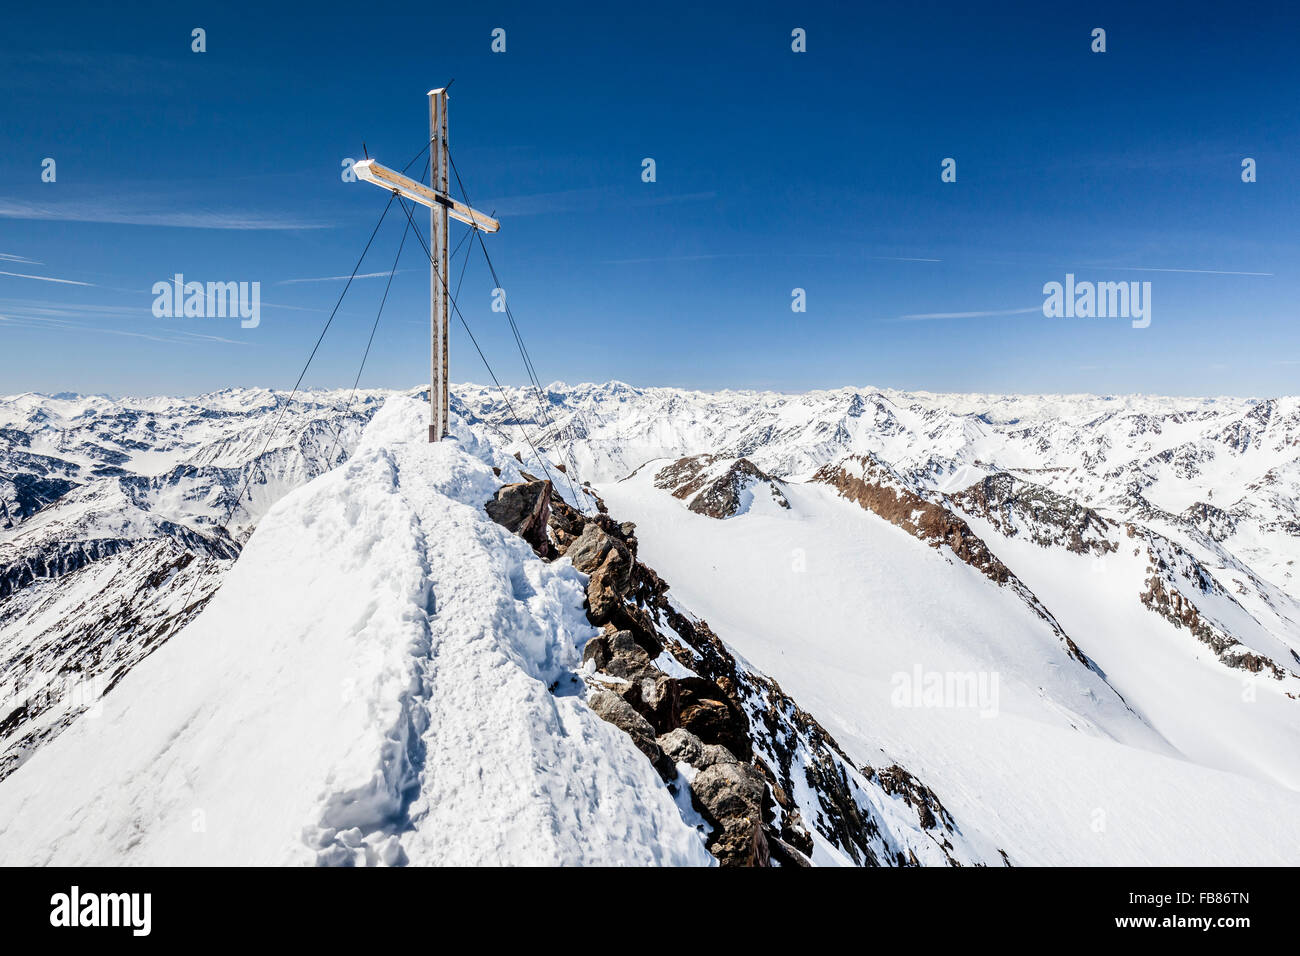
[
  {"x1": 609, "y1": 601, "x2": 664, "y2": 658},
  {"x1": 567, "y1": 521, "x2": 653, "y2": 634},
  {"x1": 546, "y1": 494, "x2": 586, "y2": 553},
  {"x1": 585, "y1": 629, "x2": 656, "y2": 681},
  {"x1": 693, "y1": 760, "x2": 766, "y2": 821},
  {"x1": 698, "y1": 743, "x2": 738, "y2": 769},
  {"x1": 588, "y1": 689, "x2": 674, "y2": 780},
  {"x1": 586, "y1": 552, "x2": 629, "y2": 625},
  {"x1": 657, "y1": 728, "x2": 703, "y2": 766},
  {"x1": 483, "y1": 480, "x2": 553, "y2": 559},
  {"x1": 676, "y1": 677, "x2": 751, "y2": 760},
  {"x1": 567, "y1": 522, "x2": 633, "y2": 586},
  {"x1": 616, "y1": 672, "x2": 680, "y2": 734},
  {"x1": 690, "y1": 760, "x2": 771, "y2": 867}
]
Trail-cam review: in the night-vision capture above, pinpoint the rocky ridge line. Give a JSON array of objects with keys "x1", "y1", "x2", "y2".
[{"x1": 484, "y1": 475, "x2": 1001, "y2": 867}]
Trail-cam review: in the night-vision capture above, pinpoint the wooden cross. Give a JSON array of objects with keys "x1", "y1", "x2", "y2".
[{"x1": 354, "y1": 88, "x2": 500, "y2": 441}]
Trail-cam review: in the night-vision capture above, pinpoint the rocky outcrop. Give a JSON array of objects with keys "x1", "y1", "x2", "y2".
[
  {"x1": 1138, "y1": 535, "x2": 1293, "y2": 679},
  {"x1": 1182, "y1": 500, "x2": 1238, "y2": 542},
  {"x1": 949, "y1": 472, "x2": 1118, "y2": 557},
  {"x1": 813, "y1": 455, "x2": 1095, "y2": 669},
  {"x1": 690, "y1": 757, "x2": 770, "y2": 866},
  {"x1": 588, "y1": 689, "x2": 675, "y2": 780},
  {"x1": 654, "y1": 454, "x2": 789, "y2": 518},
  {"x1": 813, "y1": 455, "x2": 1014, "y2": 583},
  {"x1": 478, "y1": 482, "x2": 1000, "y2": 867},
  {"x1": 483, "y1": 479, "x2": 554, "y2": 558},
  {"x1": 0, "y1": 539, "x2": 232, "y2": 782}
]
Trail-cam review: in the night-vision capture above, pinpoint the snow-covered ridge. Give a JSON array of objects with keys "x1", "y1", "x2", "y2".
[
  {"x1": 2, "y1": 382, "x2": 1299, "y2": 865},
  {"x1": 0, "y1": 396, "x2": 997, "y2": 866},
  {"x1": 0, "y1": 397, "x2": 714, "y2": 864}
]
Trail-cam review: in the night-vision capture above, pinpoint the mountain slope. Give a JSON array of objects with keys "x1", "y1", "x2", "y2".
[
  {"x1": 0, "y1": 397, "x2": 713, "y2": 866},
  {"x1": 598, "y1": 459, "x2": 1300, "y2": 865},
  {"x1": 0, "y1": 388, "x2": 380, "y2": 779},
  {"x1": 3, "y1": 381, "x2": 1298, "y2": 866}
]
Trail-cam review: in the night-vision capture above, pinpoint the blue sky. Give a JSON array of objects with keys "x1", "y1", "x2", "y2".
[{"x1": 1, "y1": 0, "x2": 1296, "y2": 397}]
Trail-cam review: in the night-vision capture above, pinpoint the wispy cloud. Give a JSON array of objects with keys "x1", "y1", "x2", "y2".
[
  {"x1": 0, "y1": 310, "x2": 251, "y2": 346},
  {"x1": 0, "y1": 296, "x2": 251, "y2": 346},
  {"x1": 0, "y1": 198, "x2": 328, "y2": 231},
  {"x1": 168, "y1": 329, "x2": 253, "y2": 346},
  {"x1": 0, "y1": 253, "x2": 43, "y2": 265},
  {"x1": 1109, "y1": 266, "x2": 1273, "y2": 277},
  {"x1": 898, "y1": 307, "x2": 1040, "y2": 321},
  {"x1": 0, "y1": 270, "x2": 95, "y2": 286},
  {"x1": 0, "y1": 299, "x2": 142, "y2": 320},
  {"x1": 261, "y1": 301, "x2": 327, "y2": 313},
  {"x1": 277, "y1": 271, "x2": 398, "y2": 285}
]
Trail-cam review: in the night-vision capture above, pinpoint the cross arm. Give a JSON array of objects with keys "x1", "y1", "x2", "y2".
[{"x1": 352, "y1": 159, "x2": 500, "y2": 233}]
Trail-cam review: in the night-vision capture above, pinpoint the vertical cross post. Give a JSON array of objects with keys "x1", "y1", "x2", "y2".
[
  {"x1": 352, "y1": 89, "x2": 498, "y2": 442},
  {"x1": 429, "y1": 87, "x2": 450, "y2": 441}
]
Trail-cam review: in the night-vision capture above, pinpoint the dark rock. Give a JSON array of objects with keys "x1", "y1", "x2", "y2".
[
  {"x1": 692, "y1": 761, "x2": 765, "y2": 821},
  {"x1": 600, "y1": 630, "x2": 654, "y2": 678},
  {"x1": 778, "y1": 809, "x2": 815, "y2": 856},
  {"x1": 617, "y1": 672, "x2": 679, "y2": 733},
  {"x1": 581, "y1": 635, "x2": 611, "y2": 671},
  {"x1": 677, "y1": 677, "x2": 751, "y2": 758},
  {"x1": 697, "y1": 744, "x2": 738, "y2": 769},
  {"x1": 765, "y1": 828, "x2": 813, "y2": 867},
  {"x1": 586, "y1": 552, "x2": 629, "y2": 626},
  {"x1": 570, "y1": 523, "x2": 638, "y2": 628},
  {"x1": 711, "y1": 820, "x2": 770, "y2": 868},
  {"x1": 483, "y1": 480, "x2": 553, "y2": 559},
  {"x1": 609, "y1": 600, "x2": 664, "y2": 658},
  {"x1": 588, "y1": 689, "x2": 674, "y2": 780},
  {"x1": 590, "y1": 689, "x2": 655, "y2": 739},
  {"x1": 690, "y1": 760, "x2": 771, "y2": 866},
  {"x1": 547, "y1": 496, "x2": 586, "y2": 554},
  {"x1": 656, "y1": 727, "x2": 738, "y2": 770},
  {"x1": 658, "y1": 728, "x2": 703, "y2": 766},
  {"x1": 567, "y1": 523, "x2": 633, "y2": 588}
]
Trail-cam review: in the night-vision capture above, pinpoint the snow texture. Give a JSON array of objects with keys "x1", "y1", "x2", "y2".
[{"x1": 0, "y1": 396, "x2": 712, "y2": 866}]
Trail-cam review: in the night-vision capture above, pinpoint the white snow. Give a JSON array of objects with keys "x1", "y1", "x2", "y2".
[
  {"x1": 5, "y1": 380, "x2": 1300, "y2": 867},
  {"x1": 598, "y1": 463, "x2": 1300, "y2": 866},
  {"x1": 0, "y1": 396, "x2": 713, "y2": 866}
]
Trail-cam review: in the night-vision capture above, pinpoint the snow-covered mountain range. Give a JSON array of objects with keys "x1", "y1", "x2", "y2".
[{"x1": 1, "y1": 382, "x2": 1298, "y2": 865}]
